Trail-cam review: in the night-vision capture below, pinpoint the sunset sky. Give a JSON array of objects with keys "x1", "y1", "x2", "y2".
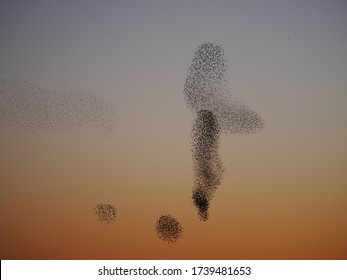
[{"x1": 1, "y1": 0, "x2": 346, "y2": 259}]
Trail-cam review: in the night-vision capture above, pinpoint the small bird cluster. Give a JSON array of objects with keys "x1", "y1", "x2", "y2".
[
  {"x1": 184, "y1": 42, "x2": 264, "y2": 220},
  {"x1": 155, "y1": 214, "x2": 183, "y2": 243},
  {"x1": 94, "y1": 204, "x2": 117, "y2": 225},
  {"x1": 0, "y1": 78, "x2": 117, "y2": 138}
]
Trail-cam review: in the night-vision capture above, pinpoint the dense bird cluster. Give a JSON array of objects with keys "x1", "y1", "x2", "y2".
[
  {"x1": 0, "y1": 78, "x2": 117, "y2": 138},
  {"x1": 94, "y1": 204, "x2": 117, "y2": 225},
  {"x1": 184, "y1": 42, "x2": 264, "y2": 220},
  {"x1": 155, "y1": 214, "x2": 183, "y2": 243},
  {"x1": 191, "y1": 110, "x2": 223, "y2": 220}
]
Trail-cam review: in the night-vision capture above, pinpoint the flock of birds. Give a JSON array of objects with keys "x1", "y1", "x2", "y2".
[
  {"x1": 184, "y1": 42, "x2": 264, "y2": 222},
  {"x1": 1, "y1": 42, "x2": 264, "y2": 243},
  {"x1": 0, "y1": 78, "x2": 117, "y2": 138},
  {"x1": 94, "y1": 204, "x2": 118, "y2": 225},
  {"x1": 155, "y1": 214, "x2": 183, "y2": 243}
]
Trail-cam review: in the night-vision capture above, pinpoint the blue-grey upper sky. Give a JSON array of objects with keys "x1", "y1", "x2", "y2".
[{"x1": 1, "y1": 0, "x2": 346, "y2": 138}]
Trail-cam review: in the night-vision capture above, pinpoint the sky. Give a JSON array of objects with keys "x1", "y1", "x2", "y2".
[{"x1": 0, "y1": 0, "x2": 346, "y2": 259}]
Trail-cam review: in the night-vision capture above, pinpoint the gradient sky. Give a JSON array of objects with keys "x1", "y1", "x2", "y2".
[{"x1": 0, "y1": 0, "x2": 346, "y2": 259}]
